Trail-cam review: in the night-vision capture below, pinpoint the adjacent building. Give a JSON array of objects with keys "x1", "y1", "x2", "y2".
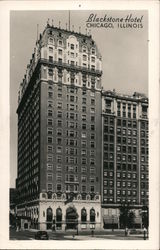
[
  {"x1": 16, "y1": 23, "x2": 102, "y2": 230},
  {"x1": 102, "y1": 90, "x2": 148, "y2": 229}
]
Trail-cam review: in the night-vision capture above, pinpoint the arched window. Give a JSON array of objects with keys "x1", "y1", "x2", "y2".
[
  {"x1": 90, "y1": 208, "x2": 95, "y2": 222},
  {"x1": 81, "y1": 208, "x2": 87, "y2": 222},
  {"x1": 56, "y1": 208, "x2": 62, "y2": 230},
  {"x1": 46, "y1": 207, "x2": 53, "y2": 222}
]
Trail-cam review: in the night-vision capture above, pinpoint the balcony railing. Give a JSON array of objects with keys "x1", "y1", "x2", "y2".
[{"x1": 39, "y1": 58, "x2": 102, "y2": 76}]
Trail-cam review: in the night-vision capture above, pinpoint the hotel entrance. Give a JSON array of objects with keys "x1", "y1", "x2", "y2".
[{"x1": 66, "y1": 207, "x2": 78, "y2": 229}]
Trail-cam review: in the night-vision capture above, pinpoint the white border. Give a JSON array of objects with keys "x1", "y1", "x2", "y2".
[{"x1": 0, "y1": 0, "x2": 159, "y2": 249}]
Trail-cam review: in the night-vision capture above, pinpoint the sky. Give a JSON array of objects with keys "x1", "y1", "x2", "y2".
[{"x1": 10, "y1": 10, "x2": 148, "y2": 188}]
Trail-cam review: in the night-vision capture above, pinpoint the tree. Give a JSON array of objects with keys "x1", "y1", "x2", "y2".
[
  {"x1": 142, "y1": 206, "x2": 149, "y2": 229},
  {"x1": 128, "y1": 211, "x2": 136, "y2": 228},
  {"x1": 119, "y1": 202, "x2": 135, "y2": 229}
]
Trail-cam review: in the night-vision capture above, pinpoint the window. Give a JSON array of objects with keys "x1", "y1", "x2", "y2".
[
  {"x1": 57, "y1": 184, "x2": 62, "y2": 191},
  {"x1": 70, "y1": 52, "x2": 74, "y2": 58},
  {"x1": 122, "y1": 173, "x2": 126, "y2": 178},
  {"x1": 82, "y1": 106, "x2": 86, "y2": 112},
  {"x1": 82, "y1": 158, "x2": 87, "y2": 165},
  {"x1": 57, "y1": 156, "x2": 62, "y2": 163},
  {"x1": 82, "y1": 114, "x2": 86, "y2": 121},
  {"x1": 128, "y1": 190, "x2": 131, "y2": 196},
  {"x1": 133, "y1": 130, "x2": 137, "y2": 136},
  {"x1": 71, "y1": 44, "x2": 74, "y2": 50},
  {"x1": 81, "y1": 149, "x2": 87, "y2": 156},
  {"x1": 91, "y1": 99, "x2": 95, "y2": 105},
  {"x1": 47, "y1": 145, "x2": 53, "y2": 152},
  {"x1": 81, "y1": 176, "x2": 87, "y2": 182},
  {"x1": 57, "y1": 111, "x2": 62, "y2": 118},
  {"x1": 117, "y1": 182, "x2": 121, "y2": 187},
  {"x1": 91, "y1": 56, "x2": 95, "y2": 63},
  {"x1": 47, "y1": 137, "x2": 53, "y2": 144},
  {"x1": 82, "y1": 98, "x2": 86, "y2": 104},
  {"x1": 90, "y1": 141, "x2": 95, "y2": 148},
  {"x1": 47, "y1": 183, "x2": 53, "y2": 191},
  {"x1": 90, "y1": 107, "x2": 95, "y2": 113},
  {"x1": 117, "y1": 190, "x2": 121, "y2": 195},
  {"x1": 49, "y1": 47, "x2": 53, "y2": 53},
  {"x1": 58, "y1": 40, "x2": 62, "y2": 46},
  {"x1": 91, "y1": 48, "x2": 95, "y2": 54},
  {"x1": 90, "y1": 177, "x2": 95, "y2": 183},
  {"x1": 58, "y1": 92, "x2": 62, "y2": 98},
  {"x1": 56, "y1": 173, "x2": 62, "y2": 181},
  {"x1": 81, "y1": 132, "x2": 86, "y2": 138},
  {"x1": 57, "y1": 138, "x2": 62, "y2": 145},
  {"x1": 122, "y1": 190, "x2": 126, "y2": 196},
  {"x1": 81, "y1": 166, "x2": 86, "y2": 173},
  {"x1": 57, "y1": 146, "x2": 62, "y2": 153},
  {"x1": 133, "y1": 173, "x2": 137, "y2": 179},
  {"x1": 49, "y1": 37, "x2": 53, "y2": 44},
  {"x1": 90, "y1": 133, "x2": 95, "y2": 140},
  {"x1": 127, "y1": 173, "x2": 131, "y2": 179},
  {"x1": 83, "y1": 54, "x2": 87, "y2": 61},
  {"x1": 58, "y1": 49, "x2": 62, "y2": 55},
  {"x1": 90, "y1": 158, "x2": 95, "y2": 165},
  {"x1": 90, "y1": 166, "x2": 95, "y2": 173},
  {"x1": 81, "y1": 140, "x2": 87, "y2": 147},
  {"x1": 57, "y1": 120, "x2": 62, "y2": 127},
  {"x1": 90, "y1": 186, "x2": 95, "y2": 192},
  {"x1": 56, "y1": 165, "x2": 62, "y2": 171},
  {"x1": 48, "y1": 92, "x2": 53, "y2": 98},
  {"x1": 47, "y1": 174, "x2": 53, "y2": 181},
  {"x1": 57, "y1": 102, "x2": 62, "y2": 109},
  {"x1": 47, "y1": 155, "x2": 53, "y2": 162},
  {"x1": 48, "y1": 110, "x2": 53, "y2": 117},
  {"x1": 49, "y1": 56, "x2": 53, "y2": 62},
  {"x1": 82, "y1": 123, "x2": 87, "y2": 130},
  {"x1": 82, "y1": 185, "x2": 86, "y2": 192},
  {"x1": 82, "y1": 46, "x2": 87, "y2": 52},
  {"x1": 117, "y1": 172, "x2": 121, "y2": 178},
  {"x1": 91, "y1": 124, "x2": 95, "y2": 130},
  {"x1": 47, "y1": 163, "x2": 53, "y2": 170}
]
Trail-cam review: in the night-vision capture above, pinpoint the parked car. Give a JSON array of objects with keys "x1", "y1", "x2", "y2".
[{"x1": 35, "y1": 231, "x2": 49, "y2": 240}]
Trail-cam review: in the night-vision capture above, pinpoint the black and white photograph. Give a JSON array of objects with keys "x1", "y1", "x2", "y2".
[{"x1": 0, "y1": 1, "x2": 159, "y2": 249}]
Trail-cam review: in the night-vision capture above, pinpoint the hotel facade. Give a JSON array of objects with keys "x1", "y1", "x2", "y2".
[
  {"x1": 15, "y1": 23, "x2": 148, "y2": 231},
  {"x1": 16, "y1": 23, "x2": 102, "y2": 230}
]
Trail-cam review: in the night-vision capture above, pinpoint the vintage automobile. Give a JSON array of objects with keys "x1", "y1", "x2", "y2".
[{"x1": 35, "y1": 231, "x2": 49, "y2": 240}]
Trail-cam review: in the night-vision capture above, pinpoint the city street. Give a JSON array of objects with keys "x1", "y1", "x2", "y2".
[{"x1": 10, "y1": 228, "x2": 146, "y2": 241}]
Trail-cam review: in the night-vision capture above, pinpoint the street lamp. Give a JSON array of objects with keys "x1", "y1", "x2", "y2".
[{"x1": 112, "y1": 215, "x2": 114, "y2": 232}]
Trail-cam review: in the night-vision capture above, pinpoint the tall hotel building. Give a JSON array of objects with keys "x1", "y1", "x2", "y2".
[
  {"x1": 16, "y1": 23, "x2": 102, "y2": 230},
  {"x1": 102, "y1": 90, "x2": 148, "y2": 229}
]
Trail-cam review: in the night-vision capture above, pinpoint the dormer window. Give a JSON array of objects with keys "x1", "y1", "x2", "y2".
[
  {"x1": 82, "y1": 46, "x2": 87, "y2": 53},
  {"x1": 58, "y1": 40, "x2": 62, "y2": 46},
  {"x1": 49, "y1": 37, "x2": 53, "y2": 44},
  {"x1": 71, "y1": 44, "x2": 74, "y2": 50}
]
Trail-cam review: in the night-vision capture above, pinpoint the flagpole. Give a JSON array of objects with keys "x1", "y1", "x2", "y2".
[{"x1": 69, "y1": 10, "x2": 70, "y2": 31}]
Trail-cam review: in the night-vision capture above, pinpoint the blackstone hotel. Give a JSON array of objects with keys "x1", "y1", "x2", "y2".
[{"x1": 14, "y1": 22, "x2": 148, "y2": 231}]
